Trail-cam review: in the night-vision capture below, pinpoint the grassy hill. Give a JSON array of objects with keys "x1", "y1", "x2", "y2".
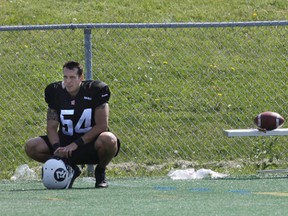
[{"x1": 1, "y1": 0, "x2": 287, "y2": 25}]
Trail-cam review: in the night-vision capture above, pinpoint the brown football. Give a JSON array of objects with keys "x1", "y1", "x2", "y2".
[{"x1": 254, "y1": 111, "x2": 284, "y2": 131}]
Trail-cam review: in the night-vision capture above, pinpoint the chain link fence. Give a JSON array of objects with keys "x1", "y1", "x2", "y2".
[{"x1": 0, "y1": 21, "x2": 287, "y2": 178}]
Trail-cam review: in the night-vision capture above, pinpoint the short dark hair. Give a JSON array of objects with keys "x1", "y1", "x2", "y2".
[{"x1": 63, "y1": 61, "x2": 83, "y2": 76}]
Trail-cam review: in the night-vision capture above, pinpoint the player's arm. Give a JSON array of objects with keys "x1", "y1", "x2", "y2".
[
  {"x1": 77, "y1": 103, "x2": 109, "y2": 145},
  {"x1": 46, "y1": 107, "x2": 60, "y2": 150}
]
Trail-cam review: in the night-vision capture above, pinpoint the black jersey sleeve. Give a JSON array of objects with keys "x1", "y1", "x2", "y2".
[
  {"x1": 44, "y1": 82, "x2": 61, "y2": 110},
  {"x1": 89, "y1": 81, "x2": 111, "y2": 108}
]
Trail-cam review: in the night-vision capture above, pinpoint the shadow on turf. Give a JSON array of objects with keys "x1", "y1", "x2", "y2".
[
  {"x1": 213, "y1": 175, "x2": 288, "y2": 181},
  {"x1": 2, "y1": 175, "x2": 287, "y2": 192},
  {"x1": 2, "y1": 187, "x2": 99, "y2": 192}
]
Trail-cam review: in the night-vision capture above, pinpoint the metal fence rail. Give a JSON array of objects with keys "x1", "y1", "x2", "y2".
[{"x1": 0, "y1": 21, "x2": 287, "y2": 178}]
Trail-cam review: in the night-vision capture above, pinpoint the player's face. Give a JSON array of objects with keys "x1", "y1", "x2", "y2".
[{"x1": 63, "y1": 67, "x2": 83, "y2": 96}]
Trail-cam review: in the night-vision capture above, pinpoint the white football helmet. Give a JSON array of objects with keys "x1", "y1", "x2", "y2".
[{"x1": 42, "y1": 158, "x2": 74, "y2": 189}]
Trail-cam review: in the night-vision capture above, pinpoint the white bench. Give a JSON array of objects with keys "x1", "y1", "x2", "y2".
[
  {"x1": 223, "y1": 128, "x2": 288, "y2": 173},
  {"x1": 223, "y1": 128, "x2": 288, "y2": 137}
]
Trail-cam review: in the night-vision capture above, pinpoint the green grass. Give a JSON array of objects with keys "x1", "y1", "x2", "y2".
[
  {"x1": 0, "y1": 0, "x2": 287, "y2": 178},
  {"x1": 0, "y1": 0, "x2": 287, "y2": 24},
  {"x1": 1, "y1": 177, "x2": 288, "y2": 216}
]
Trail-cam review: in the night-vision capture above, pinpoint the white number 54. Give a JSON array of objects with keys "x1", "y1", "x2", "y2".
[{"x1": 60, "y1": 109, "x2": 92, "y2": 136}]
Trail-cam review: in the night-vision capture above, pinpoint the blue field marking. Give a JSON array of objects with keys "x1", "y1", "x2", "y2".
[
  {"x1": 153, "y1": 185, "x2": 252, "y2": 195},
  {"x1": 228, "y1": 189, "x2": 251, "y2": 195},
  {"x1": 154, "y1": 186, "x2": 177, "y2": 191},
  {"x1": 189, "y1": 187, "x2": 212, "y2": 192}
]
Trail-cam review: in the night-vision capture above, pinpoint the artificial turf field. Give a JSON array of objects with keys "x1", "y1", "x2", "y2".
[{"x1": 1, "y1": 176, "x2": 288, "y2": 216}]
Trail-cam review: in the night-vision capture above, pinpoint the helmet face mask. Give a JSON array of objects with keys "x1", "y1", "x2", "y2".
[{"x1": 42, "y1": 159, "x2": 74, "y2": 189}]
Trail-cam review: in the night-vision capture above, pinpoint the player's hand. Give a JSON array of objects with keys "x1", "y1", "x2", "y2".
[{"x1": 54, "y1": 143, "x2": 78, "y2": 158}]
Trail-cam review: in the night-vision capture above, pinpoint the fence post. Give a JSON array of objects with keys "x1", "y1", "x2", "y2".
[
  {"x1": 84, "y1": 28, "x2": 92, "y2": 80},
  {"x1": 84, "y1": 28, "x2": 94, "y2": 176}
]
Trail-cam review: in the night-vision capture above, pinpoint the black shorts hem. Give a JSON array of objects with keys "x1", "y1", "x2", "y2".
[{"x1": 40, "y1": 135, "x2": 121, "y2": 164}]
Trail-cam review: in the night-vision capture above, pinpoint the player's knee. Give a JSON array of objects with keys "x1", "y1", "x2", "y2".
[
  {"x1": 96, "y1": 132, "x2": 117, "y2": 151},
  {"x1": 24, "y1": 139, "x2": 36, "y2": 156},
  {"x1": 25, "y1": 138, "x2": 44, "y2": 157}
]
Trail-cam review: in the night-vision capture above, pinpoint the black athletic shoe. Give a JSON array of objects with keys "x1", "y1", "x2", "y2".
[
  {"x1": 68, "y1": 165, "x2": 81, "y2": 189},
  {"x1": 96, "y1": 180, "x2": 108, "y2": 188},
  {"x1": 95, "y1": 166, "x2": 108, "y2": 188}
]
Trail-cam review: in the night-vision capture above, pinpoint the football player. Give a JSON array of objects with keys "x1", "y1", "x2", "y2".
[{"x1": 25, "y1": 61, "x2": 120, "y2": 188}]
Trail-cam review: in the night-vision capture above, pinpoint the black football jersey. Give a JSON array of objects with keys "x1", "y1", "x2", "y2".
[{"x1": 45, "y1": 80, "x2": 110, "y2": 145}]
